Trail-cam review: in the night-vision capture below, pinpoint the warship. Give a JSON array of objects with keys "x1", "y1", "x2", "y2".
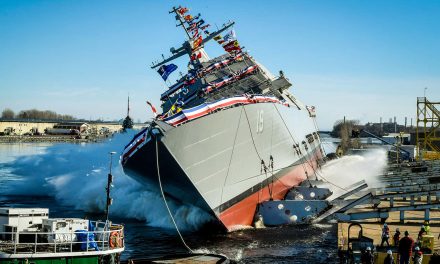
[{"x1": 122, "y1": 6, "x2": 324, "y2": 231}]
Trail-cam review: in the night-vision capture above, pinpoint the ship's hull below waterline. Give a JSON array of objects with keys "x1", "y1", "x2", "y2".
[{"x1": 122, "y1": 102, "x2": 323, "y2": 231}]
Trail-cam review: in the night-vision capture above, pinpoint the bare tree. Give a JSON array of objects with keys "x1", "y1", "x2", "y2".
[
  {"x1": 1, "y1": 108, "x2": 15, "y2": 119},
  {"x1": 16, "y1": 109, "x2": 76, "y2": 120}
]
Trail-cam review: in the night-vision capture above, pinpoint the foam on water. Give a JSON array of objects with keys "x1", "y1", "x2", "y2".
[
  {"x1": 318, "y1": 148, "x2": 388, "y2": 197},
  {"x1": 1, "y1": 131, "x2": 213, "y2": 231}
]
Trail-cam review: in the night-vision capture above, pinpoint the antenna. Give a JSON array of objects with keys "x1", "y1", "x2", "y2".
[{"x1": 127, "y1": 94, "x2": 130, "y2": 117}]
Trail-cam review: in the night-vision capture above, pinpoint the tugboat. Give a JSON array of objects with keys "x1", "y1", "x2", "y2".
[
  {"x1": 122, "y1": 6, "x2": 324, "y2": 231},
  {"x1": 0, "y1": 207, "x2": 124, "y2": 264}
]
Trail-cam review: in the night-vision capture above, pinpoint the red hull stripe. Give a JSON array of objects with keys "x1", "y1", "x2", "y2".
[{"x1": 218, "y1": 150, "x2": 322, "y2": 231}]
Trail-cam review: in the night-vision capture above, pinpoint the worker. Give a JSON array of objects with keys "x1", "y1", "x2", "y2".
[
  {"x1": 361, "y1": 247, "x2": 374, "y2": 264},
  {"x1": 412, "y1": 246, "x2": 423, "y2": 264},
  {"x1": 169, "y1": 100, "x2": 183, "y2": 116},
  {"x1": 423, "y1": 220, "x2": 430, "y2": 235},
  {"x1": 398, "y1": 231, "x2": 414, "y2": 264},
  {"x1": 384, "y1": 250, "x2": 394, "y2": 264},
  {"x1": 393, "y1": 228, "x2": 401, "y2": 246},
  {"x1": 337, "y1": 246, "x2": 346, "y2": 264},
  {"x1": 381, "y1": 223, "x2": 390, "y2": 247},
  {"x1": 417, "y1": 226, "x2": 426, "y2": 242}
]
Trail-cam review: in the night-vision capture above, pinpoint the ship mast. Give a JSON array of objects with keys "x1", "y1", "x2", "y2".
[
  {"x1": 150, "y1": 6, "x2": 235, "y2": 69},
  {"x1": 169, "y1": 6, "x2": 193, "y2": 40}
]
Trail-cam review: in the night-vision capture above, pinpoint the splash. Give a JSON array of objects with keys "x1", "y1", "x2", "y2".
[
  {"x1": 0, "y1": 131, "x2": 213, "y2": 231},
  {"x1": 318, "y1": 148, "x2": 388, "y2": 197}
]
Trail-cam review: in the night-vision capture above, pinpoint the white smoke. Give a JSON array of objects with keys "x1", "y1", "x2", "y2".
[
  {"x1": 2, "y1": 131, "x2": 213, "y2": 231},
  {"x1": 317, "y1": 148, "x2": 388, "y2": 198}
]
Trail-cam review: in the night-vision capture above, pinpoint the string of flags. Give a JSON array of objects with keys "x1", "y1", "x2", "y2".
[
  {"x1": 156, "y1": 7, "x2": 244, "y2": 91},
  {"x1": 213, "y1": 29, "x2": 242, "y2": 54},
  {"x1": 176, "y1": 6, "x2": 212, "y2": 59}
]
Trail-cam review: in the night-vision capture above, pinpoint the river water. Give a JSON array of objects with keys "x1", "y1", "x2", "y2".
[{"x1": 0, "y1": 133, "x2": 343, "y2": 263}]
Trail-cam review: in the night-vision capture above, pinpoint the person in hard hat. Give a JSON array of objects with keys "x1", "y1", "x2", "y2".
[
  {"x1": 393, "y1": 228, "x2": 401, "y2": 246},
  {"x1": 384, "y1": 249, "x2": 394, "y2": 264},
  {"x1": 168, "y1": 100, "x2": 184, "y2": 116},
  {"x1": 412, "y1": 246, "x2": 423, "y2": 264},
  {"x1": 417, "y1": 226, "x2": 427, "y2": 242},
  {"x1": 398, "y1": 231, "x2": 414, "y2": 264},
  {"x1": 381, "y1": 223, "x2": 390, "y2": 247},
  {"x1": 423, "y1": 220, "x2": 430, "y2": 235},
  {"x1": 361, "y1": 247, "x2": 374, "y2": 264}
]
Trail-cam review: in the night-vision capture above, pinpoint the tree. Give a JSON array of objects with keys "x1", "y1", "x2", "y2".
[
  {"x1": 122, "y1": 116, "x2": 134, "y2": 130},
  {"x1": 1, "y1": 108, "x2": 15, "y2": 119},
  {"x1": 331, "y1": 119, "x2": 361, "y2": 153}
]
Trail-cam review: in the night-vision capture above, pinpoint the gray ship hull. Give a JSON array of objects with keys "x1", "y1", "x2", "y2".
[{"x1": 122, "y1": 102, "x2": 322, "y2": 231}]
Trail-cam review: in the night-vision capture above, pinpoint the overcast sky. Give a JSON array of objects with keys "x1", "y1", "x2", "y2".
[{"x1": 1, "y1": 0, "x2": 439, "y2": 130}]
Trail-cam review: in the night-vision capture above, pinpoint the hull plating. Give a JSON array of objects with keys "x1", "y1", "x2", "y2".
[{"x1": 122, "y1": 102, "x2": 322, "y2": 230}]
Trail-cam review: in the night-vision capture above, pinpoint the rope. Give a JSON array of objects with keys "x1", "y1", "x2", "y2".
[
  {"x1": 219, "y1": 108, "x2": 243, "y2": 210},
  {"x1": 272, "y1": 104, "x2": 353, "y2": 193},
  {"x1": 272, "y1": 104, "x2": 314, "y2": 187},
  {"x1": 242, "y1": 105, "x2": 290, "y2": 192},
  {"x1": 155, "y1": 138, "x2": 193, "y2": 253}
]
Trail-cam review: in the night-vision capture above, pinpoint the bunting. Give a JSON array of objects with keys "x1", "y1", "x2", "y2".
[
  {"x1": 202, "y1": 64, "x2": 258, "y2": 94},
  {"x1": 223, "y1": 40, "x2": 241, "y2": 53},
  {"x1": 197, "y1": 53, "x2": 243, "y2": 77},
  {"x1": 159, "y1": 95, "x2": 288, "y2": 127}
]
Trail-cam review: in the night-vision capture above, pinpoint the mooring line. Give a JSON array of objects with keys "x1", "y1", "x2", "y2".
[{"x1": 155, "y1": 138, "x2": 193, "y2": 253}]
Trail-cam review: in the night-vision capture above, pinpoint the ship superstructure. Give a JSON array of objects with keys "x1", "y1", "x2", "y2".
[{"x1": 122, "y1": 6, "x2": 324, "y2": 231}]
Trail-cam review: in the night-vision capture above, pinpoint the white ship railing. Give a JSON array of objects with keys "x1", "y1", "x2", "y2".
[{"x1": 0, "y1": 221, "x2": 124, "y2": 256}]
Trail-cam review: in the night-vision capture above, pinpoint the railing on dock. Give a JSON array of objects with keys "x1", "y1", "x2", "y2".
[{"x1": 0, "y1": 221, "x2": 124, "y2": 255}]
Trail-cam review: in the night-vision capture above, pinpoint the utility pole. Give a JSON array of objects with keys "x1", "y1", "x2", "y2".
[{"x1": 105, "y1": 151, "x2": 117, "y2": 224}]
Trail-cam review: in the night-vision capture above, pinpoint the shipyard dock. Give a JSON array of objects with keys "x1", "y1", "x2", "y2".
[{"x1": 336, "y1": 160, "x2": 440, "y2": 263}]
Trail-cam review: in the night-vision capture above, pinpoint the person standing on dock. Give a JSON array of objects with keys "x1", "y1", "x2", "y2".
[
  {"x1": 384, "y1": 250, "x2": 395, "y2": 264},
  {"x1": 412, "y1": 246, "x2": 423, "y2": 264},
  {"x1": 393, "y1": 228, "x2": 401, "y2": 246},
  {"x1": 398, "y1": 231, "x2": 414, "y2": 264},
  {"x1": 361, "y1": 247, "x2": 374, "y2": 264},
  {"x1": 417, "y1": 226, "x2": 427, "y2": 243},
  {"x1": 381, "y1": 223, "x2": 390, "y2": 247}
]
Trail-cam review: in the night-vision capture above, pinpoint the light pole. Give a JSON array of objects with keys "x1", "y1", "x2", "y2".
[
  {"x1": 105, "y1": 151, "x2": 117, "y2": 223},
  {"x1": 424, "y1": 87, "x2": 427, "y2": 98}
]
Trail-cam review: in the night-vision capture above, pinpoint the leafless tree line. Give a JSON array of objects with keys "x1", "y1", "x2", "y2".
[{"x1": 1, "y1": 108, "x2": 75, "y2": 120}]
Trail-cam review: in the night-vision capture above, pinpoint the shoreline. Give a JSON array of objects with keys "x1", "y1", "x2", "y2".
[{"x1": 0, "y1": 135, "x2": 111, "y2": 143}]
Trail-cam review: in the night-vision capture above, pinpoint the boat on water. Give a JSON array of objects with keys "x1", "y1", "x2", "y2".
[
  {"x1": 0, "y1": 208, "x2": 124, "y2": 264},
  {"x1": 122, "y1": 6, "x2": 324, "y2": 231}
]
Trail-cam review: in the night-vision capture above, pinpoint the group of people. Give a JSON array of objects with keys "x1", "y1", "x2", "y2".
[
  {"x1": 376, "y1": 221, "x2": 431, "y2": 264},
  {"x1": 360, "y1": 232, "x2": 421, "y2": 264}
]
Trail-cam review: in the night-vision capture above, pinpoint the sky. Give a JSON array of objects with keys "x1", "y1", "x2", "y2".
[{"x1": 0, "y1": 0, "x2": 439, "y2": 130}]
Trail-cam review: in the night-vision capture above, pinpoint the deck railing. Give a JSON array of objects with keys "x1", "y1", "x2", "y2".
[{"x1": 0, "y1": 221, "x2": 124, "y2": 255}]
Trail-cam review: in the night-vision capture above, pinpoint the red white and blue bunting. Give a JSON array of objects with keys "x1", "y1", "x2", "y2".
[
  {"x1": 202, "y1": 64, "x2": 259, "y2": 94},
  {"x1": 162, "y1": 95, "x2": 289, "y2": 126}
]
